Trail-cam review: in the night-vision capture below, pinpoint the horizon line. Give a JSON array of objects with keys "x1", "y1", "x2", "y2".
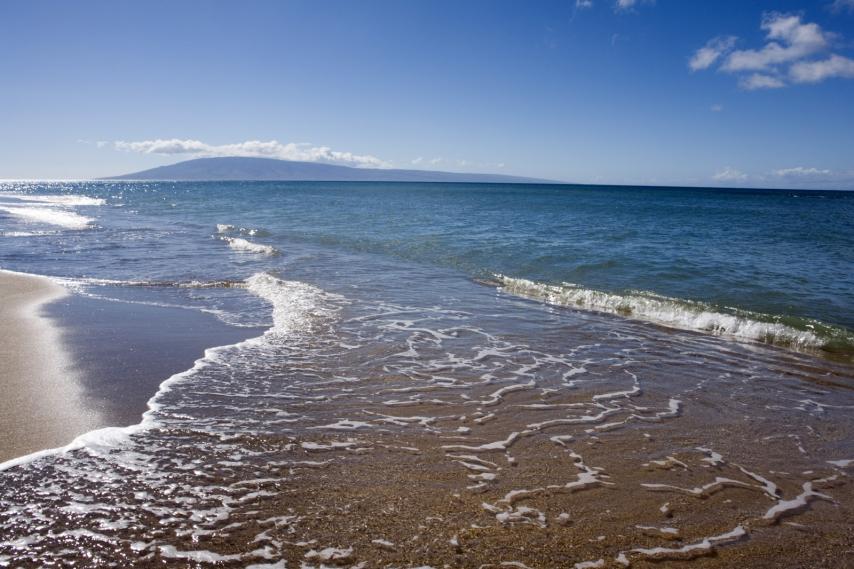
[{"x1": 1, "y1": 177, "x2": 851, "y2": 192}]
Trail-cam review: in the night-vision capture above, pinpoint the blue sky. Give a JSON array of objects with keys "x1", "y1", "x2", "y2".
[{"x1": 1, "y1": 0, "x2": 854, "y2": 188}]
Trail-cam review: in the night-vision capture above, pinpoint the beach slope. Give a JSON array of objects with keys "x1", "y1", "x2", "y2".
[{"x1": 0, "y1": 270, "x2": 99, "y2": 463}]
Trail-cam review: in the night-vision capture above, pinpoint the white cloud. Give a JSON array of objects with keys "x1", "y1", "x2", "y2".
[
  {"x1": 689, "y1": 36, "x2": 738, "y2": 71},
  {"x1": 790, "y1": 53, "x2": 854, "y2": 83},
  {"x1": 691, "y1": 13, "x2": 854, "y2": 90},
  {"x1": 411, "y1": 157, "x2": 423, "y2": 165},
  {"x1": 722, "y1": 14, "x2": 830, "y2": 72},
  {"x1": 711, "y1": 166, "x2": 853, "y2": 189},
  {"x1": 774, "y1": 166, "x2": 834, "y2": 178},
  {"x1": 429, "y1": 157, "x2": 443, "y2": 165},
  {"x1": 576, "y1": 0, "x2": 593, "y2": 8},
  {"x1": 615, "y1": 0, "x2": 654, "y2": 12},
  {"x1": 710, "y1": 103, "x2": 724, "y2": 112},
  {"x1": 111, "y1": 139, "x2": 390, "y2": 168},
  {"x1": 713, "y1": 167, "x2": 748, "y2": 182},
  {"x1": 771, "y1": 166, "x2": 854, "y2": 188},
  {"x1": 739, "y1": 73, "x2": 786, "y2": 90},
  {"x1": 830, "y1": 0, "x2": 854, "y2": 13}
]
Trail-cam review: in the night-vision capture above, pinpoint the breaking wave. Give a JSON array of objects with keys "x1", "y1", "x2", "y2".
[
  {"x1": 0, "y1": 192, "x2": 104, "y2": 229},
  {"x1": 0, "y1": 194, "x2": 106, "y2": 206},
  {"x1": 496, "y1": 275, "x2": 854, "y2": 358},
  {"x1": 0, "y1": 205, "x2": 94, "y2": 229},
  {"x1": 54, "y1": 276, "x2": 247, "y2": 289},
  {"x1": 222, "y1": 236, "x2": 278, "y2": 255},
  {"x1": 216, "y1": 223, "x2": 268, "y2": 237}
]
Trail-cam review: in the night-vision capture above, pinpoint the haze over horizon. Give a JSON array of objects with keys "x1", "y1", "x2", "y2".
[{"x1": 2, "y1": 0, "x2": 854, "y2": 189}]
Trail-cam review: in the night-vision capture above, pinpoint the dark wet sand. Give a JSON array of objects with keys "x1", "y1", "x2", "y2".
[
  {"x1": 199, "y1": 384, "x2": 854, "y2": 568},
  {"x1": 0, "y1": 271, "x2": 260, "y2": 464},
  {"x1": 45, "y1": 293, "x2": 262, "y2": 428}
]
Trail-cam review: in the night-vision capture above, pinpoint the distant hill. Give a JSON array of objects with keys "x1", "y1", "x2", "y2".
[{"x1": 102, "y1": 157, "x2": 552, "y2": 184}]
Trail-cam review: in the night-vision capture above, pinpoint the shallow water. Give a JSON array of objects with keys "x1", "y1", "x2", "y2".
[{"x1": 0, "y1": 182, "x2": 852, "y2": 567}]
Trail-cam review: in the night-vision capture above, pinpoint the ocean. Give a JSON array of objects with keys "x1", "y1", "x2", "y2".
[{"x1": 0, "y1": 181, "x2": 852, "y2": 567}]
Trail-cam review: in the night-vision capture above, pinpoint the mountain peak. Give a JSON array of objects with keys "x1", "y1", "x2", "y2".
[{"x1": 102, "y1": 156, "x2": 552, "y2": 184}]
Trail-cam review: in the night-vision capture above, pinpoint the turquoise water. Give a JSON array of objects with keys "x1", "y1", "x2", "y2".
[{"x1": 1, "y1": 181, "x2": 852, "y2": 356}]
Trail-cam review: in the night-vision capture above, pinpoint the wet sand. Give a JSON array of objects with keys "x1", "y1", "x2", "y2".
[
  {"x1": 0, "y1": 270, "x2": 98, "y2": 463},
  {"x1": 1, "y1": 272, "x2": 852, "y2": 567},
  {"x1": 44, "y1": 292, "x2": 263, "y2": 428},
  {"x1": 0, "y1": 271, "x2": 261, "y2": 465}
]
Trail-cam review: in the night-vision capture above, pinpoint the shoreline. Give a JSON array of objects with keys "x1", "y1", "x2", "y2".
[
  {"x1": 0, "y1": 268, "x2": 263, "y2": 468},
  {"x1": 0, "y1": 269, "x2": 100, "y2": 463},
  {"x1": 0, "y1": 269, "x2": 852, "y2": 566}
]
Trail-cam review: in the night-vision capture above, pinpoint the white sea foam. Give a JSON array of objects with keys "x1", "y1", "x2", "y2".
[
  {"x1": 304, "y1": 546, "x2": 352, "y2": 563},
  {"x1": 223, "y1": 236, "x2": 278, "y2": 255},
  {"x1": 761, "y1": 482, "x2": 833, "y2": 523},
  {"x1": 12, "y1": 194, "x2": 105, "y2": 206},
  {"x1": 628, "y1": 525, "x2": 747, "y2": 561},
  {"x1": 246, "y1": 272, "x2": 343, "y2": 335},
  {"x1": 0, "y1": 205, "x2": 94, "y2": 229},
  {"x1": 0, "y1": 271, "x2": 338, "y2": 473},
  {"x1": 217, "y1": 223, "x2": 264, "y2": 236},
  {"x1": 0, "y1": 230, "x2": 60, "y2": 237},
  {"x1": 496, "y1": 275, "x2": 831, "y2": 352},
  {"x1": 0, "y1": 193, "x2": 105, "y2": 206}
]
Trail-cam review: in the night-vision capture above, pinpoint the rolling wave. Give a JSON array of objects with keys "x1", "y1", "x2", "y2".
[
  {"x1": 0, "y1": 192, "x2": 104, "y2": 229},
  {"x1": 0, "y1": 205, "x2": 94, "y2": 230},
  {"x1": 3, "y1": 194, "x2": 106, "y2": 206},
  {"x1": 496, "y1": 275, "x2": 854, "y2": 358},
  {"x1": 221, "y1": 236, "x2": 278, "y2": 255}
]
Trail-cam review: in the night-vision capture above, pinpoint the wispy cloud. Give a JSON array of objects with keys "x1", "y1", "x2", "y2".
[
  {"x1": 713, "y1": 165, "x2": 854, "y2": 189},
  {"x1": 109, "y1": 139, "x2": 390, "y2": 168},
  {"x1": 829, "y1": 0, "x2": 854, "y2": 13},
  {"x1": 710, "y1": 103, "x2": 724, "y2": 112},
  {"x1": 713, "y1": 167, "x2": 748, "y2": 183},
  {"x1": 573, "y1": 0, "x2": 653, "y2": 14},
  {"x1": 774, "y1": 166, "x2": 834, "y2": 179},
  {"x1": 689, "y1": 36, "x2": 738, "y2": 71},
  {"x1": 740, "y1": 73, "x2": 786, "y2": 90},
  {"x1": 789, "y1": 53, "x2": 854, "y2": 83},
  {"x1": 690, "y1": 13, "x2": 854, "y2": 89},
  {"x1": 615, "y1": 0, "x2": 654, "y2": 13}
]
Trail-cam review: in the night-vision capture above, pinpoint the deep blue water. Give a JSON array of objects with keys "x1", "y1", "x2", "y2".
[{"x1": 0, "y1": 181, "x2": 852, "y2": 355}]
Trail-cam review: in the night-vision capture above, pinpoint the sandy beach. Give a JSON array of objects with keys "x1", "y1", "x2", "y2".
[
  {"x1": 0, "y1": 270, "x2": 99, "y2": 464},
  {"x1": 0, "y1": 270, "x2": 263, "y2": 468},
  {"x1": 1, "y1": 266, "x2": 850, "y2": 567}
]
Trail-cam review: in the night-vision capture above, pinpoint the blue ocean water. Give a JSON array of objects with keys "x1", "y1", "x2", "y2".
[
  {"x1": 2, "y1": 181, "x2": 854, "y2": 566},
  {"x1": 1, "y1": 181, "x2": 852, "y2": 357}
]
